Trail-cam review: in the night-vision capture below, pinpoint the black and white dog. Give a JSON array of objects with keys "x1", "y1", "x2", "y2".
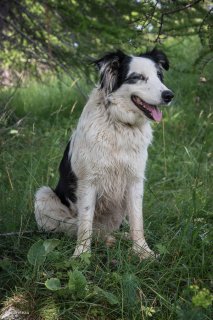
[{"x1": 35, "y1": 49, "x2": 174, "y2": 259}]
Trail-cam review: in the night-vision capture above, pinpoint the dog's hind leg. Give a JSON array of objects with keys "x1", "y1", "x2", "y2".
[{"x1": 34, "y1": 186, "x2": 77, "y2": 234}]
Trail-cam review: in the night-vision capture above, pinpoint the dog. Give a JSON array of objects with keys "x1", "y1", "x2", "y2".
[{"x1": 34, "y1": 48, "x2": 174, "y2": 259}]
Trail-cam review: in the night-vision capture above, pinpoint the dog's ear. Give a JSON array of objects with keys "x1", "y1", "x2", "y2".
[
  {"x1": 141, "y1": 48, "x2": 169, "y2": 70},
  {"x1": 93, "y1": 50, "x2": 128, "y2": 94}
]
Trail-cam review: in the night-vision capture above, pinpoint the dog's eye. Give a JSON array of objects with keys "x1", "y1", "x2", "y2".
[
  {"x1": 130, "y1": 74, "x2": 141, "y2": 80},
  {"x1": 124, "y1": 73, "x2": 147, "y2": 84},
  {"x1": 140, "y1": 74, "x2": 146, "y2": 81}
]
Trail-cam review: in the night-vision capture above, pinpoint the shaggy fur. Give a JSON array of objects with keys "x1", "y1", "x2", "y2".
[{"x1": 34, "y1": 49, "x2": 174, "y2": 258}]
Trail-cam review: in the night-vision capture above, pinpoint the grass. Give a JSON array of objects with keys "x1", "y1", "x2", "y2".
[{"x1": 0, "y1": 38, "x2": 212, "y2": 319}]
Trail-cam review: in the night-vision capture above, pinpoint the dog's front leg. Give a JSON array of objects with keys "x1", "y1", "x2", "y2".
[
  {"x1": 127, "y1": 182, "x2": 155, "y2": 259},
  {"x1": 73, "y1": 184, "x2": 96, "y2": 257}
]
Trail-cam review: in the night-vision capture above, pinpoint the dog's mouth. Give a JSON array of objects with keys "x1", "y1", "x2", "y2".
[{"x1": 131, "y1": 95, "x2": 162, "y2": 122}]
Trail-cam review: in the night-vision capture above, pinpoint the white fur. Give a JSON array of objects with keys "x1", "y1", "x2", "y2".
[
  {"x1": 35, "y1": 186, "x2": 77, "y2": 233},
  {"x1": 35, "y1": 55, "x2": 171, "y2": 259}
]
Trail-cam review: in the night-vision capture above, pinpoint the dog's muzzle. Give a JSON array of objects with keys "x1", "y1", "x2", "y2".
[{"x1": 162, "y1": 90, "x2": 174, "y2": 104}]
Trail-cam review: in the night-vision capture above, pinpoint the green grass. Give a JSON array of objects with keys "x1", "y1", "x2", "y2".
[{"x1": 0, "y1": 38, "x2": 212, "y2": 319}]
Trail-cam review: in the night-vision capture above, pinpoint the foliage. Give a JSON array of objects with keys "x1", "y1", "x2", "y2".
[
  {"x1": 176, "y1": 285, "x2": 213, "y2": 320},
  {"x1": 45, "y1": 278, "x2": 62, "y2": 291},
  {"x1": 190, "y1": 286, "x2": 213, "y2": 309},
  {"x1": 0, "y1": 0, "x2": 212, "y2": 77},
  {"x1": 68, "y1": 270, "x2": 87, "y2": 298},
  {"x1": 27, "y1": 239, "x2": 60, "y2": 267}
]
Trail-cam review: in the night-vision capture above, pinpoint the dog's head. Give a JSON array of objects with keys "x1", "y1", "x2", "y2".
[{"x1": 93, "y1": 49, "x2": 174, "y2": 124}]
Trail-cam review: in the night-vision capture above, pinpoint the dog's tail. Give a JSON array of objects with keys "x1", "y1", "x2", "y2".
[{"x1": 34, "y1": 186, "x2": 77, "y2": 234}]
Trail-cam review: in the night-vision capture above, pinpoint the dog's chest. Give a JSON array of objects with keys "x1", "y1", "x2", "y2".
[
  {"x1": 72, "y1": 108, "x2": 152, "y2": 201},
  {"x1": 89, "y1": 125, "x2": 151, "y2": 199}
]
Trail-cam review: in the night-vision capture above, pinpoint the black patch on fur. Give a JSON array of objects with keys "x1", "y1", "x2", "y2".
[
  {"x1": 93, "y1": 50, "x2": 132, "y2": 93},
  {"x1": 157, "y1": 68, "x2": 164, "y2": 82},
  {"x1": 140, "y1": 48, "x2": 169, "y2": 70},
  {"x1": 55, "y1": 141, "x2": 77, "y2": 206},
  {"x1": 124, "y1": 72, "x2": 147, "y2": 84}
]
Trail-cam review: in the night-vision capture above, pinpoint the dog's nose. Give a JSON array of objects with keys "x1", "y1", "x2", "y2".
[{"x1": 162, "y1": 90, "x2": 174, "y2": 103}]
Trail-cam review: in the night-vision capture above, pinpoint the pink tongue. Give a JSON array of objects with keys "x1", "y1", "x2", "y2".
[{"x1": 145, "y1": 105, "x2": 162, "y2": 122}]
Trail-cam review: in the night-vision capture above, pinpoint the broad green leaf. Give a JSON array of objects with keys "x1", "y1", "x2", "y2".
[
  {"x1": 68, "y1": 270, "x2": 87, "y2": 298},
  {"x1": 27, "y1": 239, "x2": 46, "y2": 267},
  {"x1": 0, "y1": 258, "x2": 13, "y2": 271},
  {"x1": 99, "y1": 289, "x2": 119, "y2": 306},
  {"x1": 45, "y1": 278, "x2": 61, "y2": 291},
  {"x1": 27, "y1": 239, "x2": 60, "y2": 267},
  {"x1": 94, "y1": 286, "x2": 119, "y2": 306},
  {"x1": 43, "y1": 239, "x2": 60, "y2": 254},
  {"x1": 80, "y1": 252, "x2": 91, "y2": 265},
  {"x1": 156, "y1": 243, "x2": 168, "y2": 254},
  {"x1": 192, "y1": 288, "x2": 213, "y2": 309}
]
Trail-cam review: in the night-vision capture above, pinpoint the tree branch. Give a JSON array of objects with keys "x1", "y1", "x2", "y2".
[{"x1": 155, "y1": 0, "x2": 203, "y2": 42}]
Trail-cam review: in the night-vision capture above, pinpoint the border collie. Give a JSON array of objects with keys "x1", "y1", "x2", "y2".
[{"x1": 34, "y1": 49, "x2": 174, "y2": 259}]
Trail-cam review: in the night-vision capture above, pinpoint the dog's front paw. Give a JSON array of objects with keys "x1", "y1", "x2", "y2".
[
  {"x1": 132, "y1": 241, "x2": 156, "y2": 260},
  {"x1": 105, "y1": 235, "x2": 116, "y2": 247},
  {"x1": 72, "y1": 245, "x2": 91, "y2": 258}
]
